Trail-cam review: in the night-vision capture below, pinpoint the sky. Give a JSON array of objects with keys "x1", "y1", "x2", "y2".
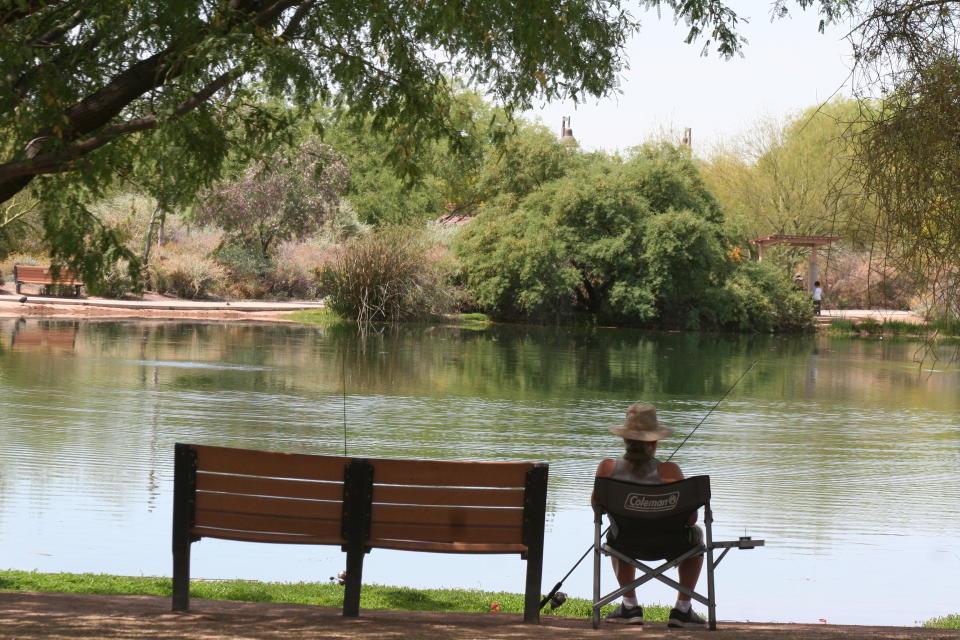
[{"x1": 524, "y1": 5, "x2": 857, "y2": 156}]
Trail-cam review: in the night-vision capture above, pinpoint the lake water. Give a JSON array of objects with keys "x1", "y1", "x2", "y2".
[{"x1": 1, "y1": 318, "x2": 958, "y2": 626}]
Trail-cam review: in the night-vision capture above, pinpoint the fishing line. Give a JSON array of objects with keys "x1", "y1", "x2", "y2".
[
  {"x1": 664, "y1": 359, "x2": 757, "y2": 463},
  {"x1": 342, "y1": 344, "x2": 348, "y2": 456},
  {"x1": 539, "y1": 360, "x2": 758, "y2": 610}
]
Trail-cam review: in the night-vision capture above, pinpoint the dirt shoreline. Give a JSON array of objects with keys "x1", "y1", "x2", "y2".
[{"x1": 1, "y1": 592, "x2": 952, "y2": 640}]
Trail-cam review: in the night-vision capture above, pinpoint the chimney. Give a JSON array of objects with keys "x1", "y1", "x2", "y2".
[{"x1": 560, "y1": 116, "x2": 576, "y2": 143}]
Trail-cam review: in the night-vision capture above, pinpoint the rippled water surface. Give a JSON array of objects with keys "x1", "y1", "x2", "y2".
[{"x1": 1, "y1": 319, "x2": 958, "y2": 625}]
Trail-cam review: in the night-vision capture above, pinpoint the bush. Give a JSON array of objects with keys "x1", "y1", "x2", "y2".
[
  {"x1": 97, "y1": 261, "x2": 138, "y2": 298},
  {"x1": 150, "y1": 246, "x2": 227, "y2": 299},
  {"x1": 455, "y1": 148, "x2": 732, "y2": 326},
  {"x1": 319, "y1": 227, "x2": 453, "y2": 322},
  {"x1": 262, "y1": 241, "x2": 330, "y2": 299}
]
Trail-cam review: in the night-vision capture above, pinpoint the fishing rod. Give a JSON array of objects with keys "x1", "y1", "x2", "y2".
[{"x1": 538, "y1": 359, "x2": 758, "y2": 611}]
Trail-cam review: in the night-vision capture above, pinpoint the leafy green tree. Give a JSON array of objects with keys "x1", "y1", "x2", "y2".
[
  {"x1": 195, "y1": 142, "x2": 347, "y2": 260},
  {"x1": 457, "y1": 146, "x2": 728, "y2": 324},
  {"x1": 325, "y1": 95, "x2": 578, "y2": 226},
  {"x1": 0, "y1": 0, "x2": 642, "y2": 283},
  {"x1": 700, "y1": 99, "x2": 872, "y2": 254},
  {"x1": 3, "y1": 0, "x2": 844, "y2": 285}
]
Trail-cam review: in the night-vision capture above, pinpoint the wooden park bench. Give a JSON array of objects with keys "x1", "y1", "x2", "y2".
[
  {"x1": 13, "y1": 264, "x2": 84, "y2": 296},
  {"x1": 172, "y1": 443, "x2": 549, "y2": 622}
]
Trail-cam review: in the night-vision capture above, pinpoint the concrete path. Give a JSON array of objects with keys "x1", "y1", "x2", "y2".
[{"x1": 0, "y1": 292, "x2": 325, "y2": 313}]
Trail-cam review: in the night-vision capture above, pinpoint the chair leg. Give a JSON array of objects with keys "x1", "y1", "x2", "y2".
[
  {"x1": 705, "y1": 508, "x2": 717, "y2": 630},
  {"x1": 592, "y1": 521, "x2": 601, "y2": 629}
]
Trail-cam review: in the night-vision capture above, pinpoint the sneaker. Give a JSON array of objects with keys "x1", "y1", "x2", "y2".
[
  {"x1": 668, "y1": 606, "x2": 706, "y2": 628},
  {"x1": 605, "y1": 603, "x2": 644, "y2": 624}
]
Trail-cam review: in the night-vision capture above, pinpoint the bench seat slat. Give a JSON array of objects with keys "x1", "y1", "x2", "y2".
[
  {"x1": 370, "y1": 522, "x2": 522, "y2": 545},
  {"x1": 371, "y1": 504, "x2": 522, "y2": 527},
  {"x1": 368, "y1": 539, "x2": 528, "y2": 554},
  {"x1": 192, "y1": 527, "x2": 343, "y2": 546},
  {"x1": 195, "y1": 509, "x2": 341, "y2": 537},
  {"x1": 372, "y1": 485, "x2": 523, "y2": 508},
  {"x1": 371, "y1": 458, "x2": 533, "y2": 488},
  {"x1": 197, "y1": 472, "x2": 343, "y2": 501},
  {"x1": 196, "y1": 491, "x2": 343, "y2": 519},
  {"x1": 194, "y1": 445, "x2": 348, "y2": 481}
]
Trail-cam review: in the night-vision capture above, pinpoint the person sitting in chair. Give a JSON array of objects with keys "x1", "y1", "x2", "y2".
[{"x1": 593, "y1": 403, "x2": 706, "y2": 628}]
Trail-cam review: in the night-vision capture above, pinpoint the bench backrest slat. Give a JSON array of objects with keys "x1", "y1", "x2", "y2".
[
  {"x1": 197, "y1": 472, "x2": 343, "y2": 501},
  {"x1": 373, "y1": 485, "x2": 524, "y2": 508},
  {"x1": 370, "y1": 522, "x2": 523, "y2": 545},
  {"x1": 194, "y1": 444, "x2": 348, "y2": 481},
  {"x1": 195, "y1": 492, "x2": 342, "y2": 520},
  {"x1": 196, "y1": 510, "x2": 342, "y2": 539},
  {"x1": 371, "y1": 457, "x2": 533, "y2": 488},
  {"x1": 371, "y1": 504, "x2": 522, "y2": 528}
]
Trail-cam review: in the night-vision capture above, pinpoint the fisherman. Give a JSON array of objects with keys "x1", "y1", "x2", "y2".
[{"x1": 593, "y1": 403, "x2": 706, "y2": 628}]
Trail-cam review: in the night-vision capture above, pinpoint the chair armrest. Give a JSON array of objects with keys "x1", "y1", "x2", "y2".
[{"x1": 711, "y1": 536, "x2": 765, "y2": 550}]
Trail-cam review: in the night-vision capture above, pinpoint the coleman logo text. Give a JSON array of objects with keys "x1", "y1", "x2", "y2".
[{"x1": 624, "y1": 492, "x2": 679, "y2": 512}]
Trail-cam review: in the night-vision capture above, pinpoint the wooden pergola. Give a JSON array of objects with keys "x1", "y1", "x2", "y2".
[{"x1": 749, "y1": 234, "x2": 840, "y2": 290}]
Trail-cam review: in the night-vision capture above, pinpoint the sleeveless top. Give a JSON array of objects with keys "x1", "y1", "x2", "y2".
[
  {"x1": 610, "y1": 456, "x2": 661, "y2": 484},
  {"x1": 606, "y1": 457, "x2": 663, "y2": 543}
]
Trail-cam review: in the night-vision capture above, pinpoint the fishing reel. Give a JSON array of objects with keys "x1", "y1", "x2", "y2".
[{"x1": 547, "y1": 591, "x2": 567, "y2": 609}]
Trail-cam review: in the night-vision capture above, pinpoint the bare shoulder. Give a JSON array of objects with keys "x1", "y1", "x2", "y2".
[
  {"x1": 657, "y1": 461, "x2": 684, "y2": 482},
  {"x1": 595, "y1": 458, "x2": 617, "y2": 478}
]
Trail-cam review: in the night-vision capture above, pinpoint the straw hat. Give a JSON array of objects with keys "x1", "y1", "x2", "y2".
[{"x1": 609, "y1": 403, "x2": 674, "y2": 441}]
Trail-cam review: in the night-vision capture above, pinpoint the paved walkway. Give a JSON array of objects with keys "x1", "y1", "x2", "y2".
[
  {"x1": 814, "y1": 309, "x2": 925, "y2": 324},
  {"x1": 0, "y1": 292, "x2": 324, "y2": 312},
  {"x1": 0, "y1": 289, "x2": 325, "y2": 322},
  {"x1": 1, "y1": 592, "x2": 953, "y2": 640}
]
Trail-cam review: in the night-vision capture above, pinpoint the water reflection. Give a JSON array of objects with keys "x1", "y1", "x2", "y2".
[{"x1": 0, "y1": 319, "x2": 958, "y2": 625}]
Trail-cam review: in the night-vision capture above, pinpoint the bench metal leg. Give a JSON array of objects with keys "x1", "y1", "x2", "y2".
[
  {"x1": 172, "y1": 443, "x2": 196, "y2": 612},
  {"x1": 522, "y1": 464, "x2": 548, "y2": 624},
  {"x1": 343, "y1": 548, "x2": 365, "y2": 617},
  {"x1": 172, "y1": 546, "x2": 191, "y2": 611}
]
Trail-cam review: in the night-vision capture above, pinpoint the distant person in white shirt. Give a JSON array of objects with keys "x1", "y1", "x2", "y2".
[{"x1": 813, "y1": 281, "x2": 823, "y2": 315}]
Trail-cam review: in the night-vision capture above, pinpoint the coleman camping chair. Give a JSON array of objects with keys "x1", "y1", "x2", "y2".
[{"x1": 591, "y1": 475, "x2": 763, "y2": 630}]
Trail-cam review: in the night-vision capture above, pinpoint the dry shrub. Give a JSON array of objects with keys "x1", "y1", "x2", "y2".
[
  {"x1": 150, "y1": 243, "x2": 227, "y2": 299},
  {"x1": 319, "y1": 227, "x2": 453, "y2": 322},
  {"x1": 826, "y1": 250, "x2": 915, "y2": 310},
  {"x1": 0, "y1": 253, "x2": 46, "y2": 286},
  {"x1": 263, "y1": 241, "x2": 334, "y2": 299}
]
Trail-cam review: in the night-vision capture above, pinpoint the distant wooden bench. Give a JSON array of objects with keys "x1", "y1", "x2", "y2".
[
  {"x1": 172, "y1": 444, "x2": 549, "y2": 622},
  {"x1": 13, "y1": 264, "x2": 84, "y2": 296}
]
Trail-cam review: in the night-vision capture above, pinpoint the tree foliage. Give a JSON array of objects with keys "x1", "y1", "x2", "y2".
[
  {"x1": 195, "y1": 142, "x2": 347, "y2": 259},
  {"x1": 700, "y1": 99, "x2": 874, "y2": 255},
  {"x1": 456, "y1": 144, "x2": 810, "y2": 330},
  {"x1": 837, "y1": 2, "x2": 960, "y2": 320},
  {"x1": 3, "y1": 0, "x2": 840, "y2": 286},
  {"x1": 0, "y1": 0, "x2": 644, "y2": 284}
]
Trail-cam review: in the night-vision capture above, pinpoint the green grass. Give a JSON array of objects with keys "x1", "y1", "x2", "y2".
[
  {"x1": 0, "y1": 569, "x2": 665, "y2": 619},
  {"x1": 289, "y1": 309, "x2": 492, "y2": 330},
  {"x1": 3, "y1": 570, "x2": 956, "y2": 628},
  {"x1": 825, "y1": 317, "x2": 960, "y2": 339},
  {"x1": 288, "y1": 308, "x2": 352, "y2": 327},
  {"x1": 454, "y1": 312, "x2": 491, "y2": 325},
  {"x1": 924, "y1": 614, "x2": 960, "y2": 629}
]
